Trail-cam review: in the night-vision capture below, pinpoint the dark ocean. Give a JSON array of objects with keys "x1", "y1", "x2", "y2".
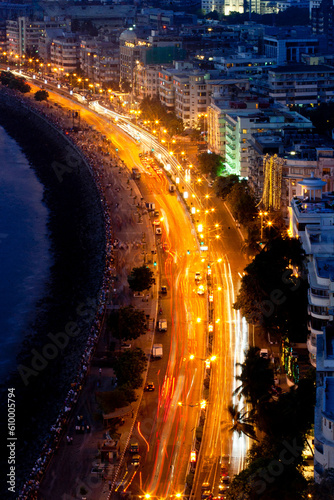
[{"x1": 0, "y1": 124, "x2": 51, "y2": 384}]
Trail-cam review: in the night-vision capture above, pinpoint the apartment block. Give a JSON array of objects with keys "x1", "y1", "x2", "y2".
[
  {"x1": 266, "y1": 64, "x2": 334, "y2": 106},
  {"x1": 263, "y1": 28, "x2": 321, "y2": 65},
  {"x1": 201, "y1": 0, "x2": 225, "y2": 15},
  {"x1": 213, "y1": 52, "x2": 276, "y2": 77},
  {"x1": 315, "y1": 323, "x2": 334, "y2": 481},
  {"x1": 223, "y1": 106, "x2": 312, "y2": 177},
  {"x1": 134, "y1": 64, "x2": 160, "y2": 100},
  {"x1": 290, "y1": 175, "x2": 334, "y2": 366},
  {"x1": 80, "y1": 39, "x2": 119, "y2": 85},
  {"x1": 50, "y1": 34, "x2": 80, "y2": 72},
  {"x1": 248, "y1": 137, "x2": 334, "y2": 214},
  {"x1": 6, "y1": 17, "x2": 69, "y2": 58}
]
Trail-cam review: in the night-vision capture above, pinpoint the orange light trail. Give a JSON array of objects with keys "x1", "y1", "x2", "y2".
[{"x1": 137, "y1": 421, "x2": 150, "y2": 453}]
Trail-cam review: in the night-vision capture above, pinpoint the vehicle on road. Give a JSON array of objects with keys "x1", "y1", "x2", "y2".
[
  {"x1": 160, "y1": 285, "x2": 167, "y2": 295},
  {"x1": 260, "y1": 348, "x2": 269, "y2": 358},
  {"x1": 131, "y1": 454, "x2": 140, "y2": 466},
  {"x1": 197, "y1": 285, "x2": 205, "y2": 295},
  {"x1": 158, "y1": 319, "x2": 167, "y2": 332},
  {"x1": 195, "y1": 272, "x2": 202, "y2": 282},
  {"x1": 156, "y1": 227, "x2": 162, "y2": 235},
  {"x1": 130, "y1": 442, "x2": 139, "y2": 453},
  {"x1": 146, "y1": 202, "x2": 155, "y2": 211},
  {"x1": 145, "y1": 381, "x2": 155, "y2": 391},
  {"x1": 152, "y1": 344, "x2": 163, "y2": 358},
  {"x1": 219, "y1": 476, "x2": 230, "y2": 494}
]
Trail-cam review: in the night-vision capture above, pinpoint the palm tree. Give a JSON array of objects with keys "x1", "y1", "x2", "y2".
[
  {"x1": 227, "y1": 403, "x2": 258, "y2": 441},
  {"x1": 233, "y1": 346, "x2": 274, "y2": 411}
]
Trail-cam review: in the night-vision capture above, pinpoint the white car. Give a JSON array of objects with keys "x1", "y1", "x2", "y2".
[
  {"x1": 156, "y1": 227, "x2": 162, "y2": 235},
  {"x1": 197, "y1": 285, "x2": 205, "y2": 295}
]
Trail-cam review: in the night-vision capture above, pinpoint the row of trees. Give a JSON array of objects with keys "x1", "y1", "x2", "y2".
[
  {"x1": 0, "y1": 71, "x2": 31, "y2": 93},
  {"x1": 97, "y1": 347, "x2": 147, "y2": 413},
  {"x1": 233, "y1": 235, "x2": 308, "y2": 344},
  {"x1": 97, "y1": 265, "x2": 156, "y2": 413},
  {"x1": 139, "y1": 96, "x2": 184, "y2": 137},
  {"x1": 226, "y1": 347, "x2": 316, "y2": 499},
  {"x1": 197, "y1": 151, "x2": 225, "y2": 178}
]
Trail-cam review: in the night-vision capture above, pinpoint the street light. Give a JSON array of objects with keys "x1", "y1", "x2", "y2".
[{"x1": 259, "y1": 211, "x2": 268, "y2": 241}]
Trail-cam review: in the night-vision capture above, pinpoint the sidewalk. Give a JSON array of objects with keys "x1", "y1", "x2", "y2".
[{"x1": 37, "y1": 107, "x2": 159, "y2": 500}]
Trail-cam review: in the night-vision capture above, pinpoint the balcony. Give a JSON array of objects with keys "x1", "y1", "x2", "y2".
[
  {"x1": 226, "y1": 151, "x2": 236, "y2": 161},
  {"x1": 226, "y1": 123, "x2": 236, "y2": 132},
  {"x1": 314, "y1": 439, "x2": 324, "y2": 454}
]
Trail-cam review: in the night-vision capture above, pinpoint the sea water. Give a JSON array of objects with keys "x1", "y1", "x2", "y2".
[{"x1": 0, "y1": 124, "x2": 50, "y2": 383}]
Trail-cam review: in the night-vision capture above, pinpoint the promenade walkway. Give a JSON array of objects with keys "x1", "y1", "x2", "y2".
[{"x1": 8, "y1": 92, "x2": 160, "y2": 500}]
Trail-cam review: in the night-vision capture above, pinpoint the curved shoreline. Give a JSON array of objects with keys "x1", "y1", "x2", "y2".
[{"x1": 0, "y1": 88, "x2": 110, "y2": 495}]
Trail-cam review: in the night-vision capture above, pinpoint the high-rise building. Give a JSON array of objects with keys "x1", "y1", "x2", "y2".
[
  {"x1": 311, "y1": 0, "x2": 334, "y2": 50},
  {"x1": 201, "y1": 0, "x2": 225, "y2": 15}
]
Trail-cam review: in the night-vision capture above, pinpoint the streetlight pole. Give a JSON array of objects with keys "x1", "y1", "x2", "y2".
[{"x1": 259, "y1": 211, "x2": 268, "y2": 241}]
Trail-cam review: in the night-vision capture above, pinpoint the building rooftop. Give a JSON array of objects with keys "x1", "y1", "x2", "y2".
[
  {"x1": 316, "y1": 257, "x2": 334, "y2": 280},
  {"x1": 270, "y1": 64, "x2": 334, "y2": 73},
  {"x1": 293, "y1": 198, "x2": 334, "y2": 215},
  {"x1": 305, "y1": 227, "x2": 334, "y2": 254}
]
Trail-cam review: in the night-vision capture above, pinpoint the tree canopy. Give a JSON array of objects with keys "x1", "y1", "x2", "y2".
[
  {"x1": 233, "y1": 236, "x2": 308, "y2": 342},
  {"x1": 0, "y1": 71, "x2": 30, "y2": 93},
  {"x1": 128, "y1": 265, "x2": 155, "y2": 292},
  {"x1": 34, "y1": 90, "x2": 49, "y2": 101},
  {"x1": 107, "y1": 305, "x2": 148, "y2": 341},
  {"x1": 227, "y1": 403, "x2": 258, "y2": 441},
  {"x1": 112, "y1": 347, "x2": 147, "y2": 389},
  {"x1": 215, "y1": 174, "x2": 239, "y2": 200},
  {"x1": 227, "y1": 354, "x2": 316, "y2": 500},
  {"x1": 226, "y1": 180, "x2": 257, "y2": 226},
  {"x1": 197, "y1": 152, "x2": 224, "y2": 177},
  {"x1": 234, "y1": 346, "x2": 274, "y2": 410},
  {"x1": 139, "y1": 96, "x2": 184, "y2": 136}
]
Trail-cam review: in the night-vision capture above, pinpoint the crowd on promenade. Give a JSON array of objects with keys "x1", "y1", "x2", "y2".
[{"x1": 0, "y1": 88, "x2": 122, "y2": 500}]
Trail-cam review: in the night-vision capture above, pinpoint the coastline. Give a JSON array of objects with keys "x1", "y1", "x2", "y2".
[{"x1": 0, "y1": 89, "x2": 107, "y2": 494}]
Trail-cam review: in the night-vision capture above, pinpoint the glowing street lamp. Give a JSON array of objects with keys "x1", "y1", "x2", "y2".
[{"x1": 259, "y1": 211, "x2": 268, "y2": 240}]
